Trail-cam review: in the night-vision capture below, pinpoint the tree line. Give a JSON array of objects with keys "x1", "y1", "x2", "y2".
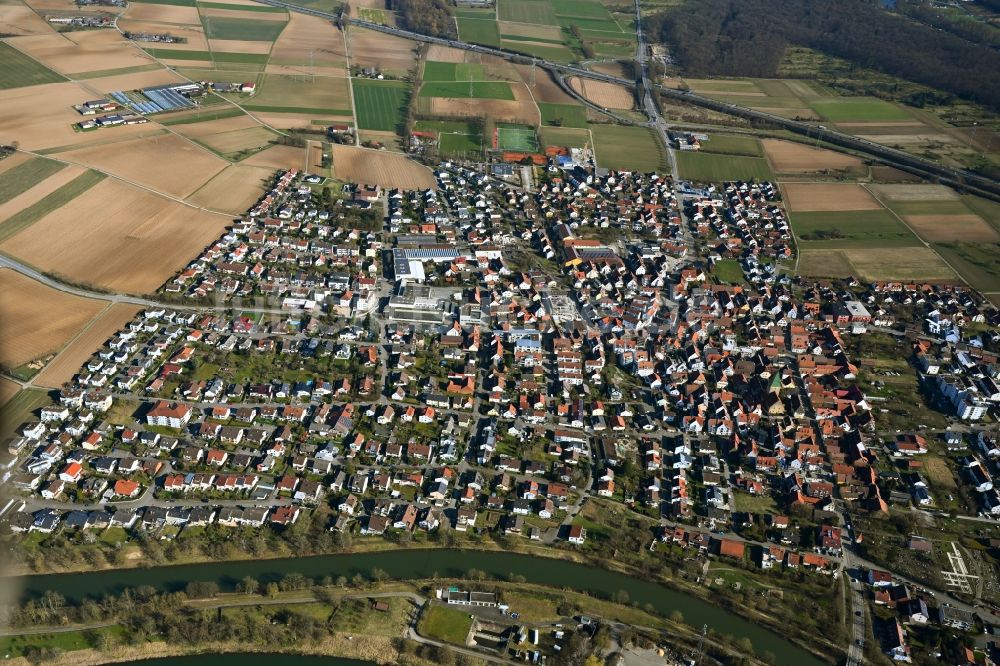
[
  {"x1": 388, "y1": 0, "x2": 456, "y2": 39},
  {"x1": 645, "y1": 0, "x2": 1000, "y2": 110}
]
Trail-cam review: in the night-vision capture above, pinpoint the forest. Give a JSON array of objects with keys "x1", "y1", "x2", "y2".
[
  {"x1": 389, "y1": 0, "x2": 456, "y2": 39},
  {"x1": 645, "y1": 0, "x2": 1000, "y2": 110}
]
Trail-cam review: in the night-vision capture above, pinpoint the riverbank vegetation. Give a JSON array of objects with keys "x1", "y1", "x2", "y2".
[{"x1": 0, "y1": 575, "x2": 782, "y2": 666}]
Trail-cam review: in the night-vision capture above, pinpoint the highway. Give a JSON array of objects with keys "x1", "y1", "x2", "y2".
[{"x1": 251, "y1": 0, "x2": 1000, "y2": 200}]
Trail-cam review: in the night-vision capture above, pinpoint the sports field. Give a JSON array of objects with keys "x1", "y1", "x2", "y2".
[
  {"x1": 676, "y1": 152, "x2": 773, "y2": 183},
  {"x1": 200, "y1": 16, "x2": 287, "y2": 41},
  {"x1": 352, "y1": 79, "x2": 410, "y2": 132},
  {"x1": 538, "y1": 103, "x2": 588, "y2": 128},
  {"x1": 496, "y1": 123, "x2": 538, "y2": 152},
  {"x1": 0, "y1": 42, "x2": 66, "y2": 90},
  {"x1": 419, "y1": 81, "x2": 514, "y2": 100},
  {"x1": 592, "y1": 125, "x2": 666, "y2": 172}
]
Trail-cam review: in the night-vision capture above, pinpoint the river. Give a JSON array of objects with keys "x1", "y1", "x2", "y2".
[{"x1": 10, "y1": 549, "x2": 826, "y2": 666}]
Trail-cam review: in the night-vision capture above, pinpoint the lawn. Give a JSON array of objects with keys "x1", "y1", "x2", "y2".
[
  {"x1": 497, "y1": 123, "x2": 539, "y2": 151},
  {"x1": 676, "y1": 152, "x2": 772, "y2": 182},
  {"x1": 0, "y1": 158, "x2": 65, "y2": 207},
  {"x1": 357, "y1": 7, "x2": 388, "y2": 23},
  {"x1": 456, "y1": 17, "x2": 502, "y2": 47},
  {"x1": 201, "y1": 16, "x2": 287, "y2": 41},
  {"x1": 417, "y1": 604, "x2": 473, "y2": 644},
  {"x1": 0, "y1": 171, "x2": 106, "y2": 244},
  {"x1": 0, "y1": 627, "x2": 124, "y2": 658},
  {"x1": 699, "y1": 134, "x2": 763, "y2": 157},
  {"x1": 791, "y1": 210, "x2": 921, "y2": 247},
  {"x1": 712, "y1": 259, "x2": 745, "y2": 284},
  {"x1": 592, "y1": 124, "x2": 666, "y2": 172},
  {"x1": 932, "y1": 242, "x2": 1000, "y2": 292},
  {"x1": 539, "y1": 126, "x2": 590, "y2": 148},
  {"x1": 538, "y1": 102, "x2": 588, "y2": 128},
  {"x1": 440, "y1": 132, "x2": 483, "y2": 156},
  {"x1": 732, "y1": 491, "x2": 778, "y2": 514},
  {"x1": 352, "y1": 79, "x2": 410, "y2": 132},
  {"x1": 144, "y1": 49, "x2": 270, "y2": 64},
  {"x1": 0, "y1": 42, "x2": 66, "y2": 90},
  {"x1": 423, "y1": 61, "x2": 485, "y2": 82},
  {"x1": 809, "y1": 97, "x2": 912, "y2": 122},
  {"x1": 419, "y1": 81, "x2": 514, "y2": 100}
]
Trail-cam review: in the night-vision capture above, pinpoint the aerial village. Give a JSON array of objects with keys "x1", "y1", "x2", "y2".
[{"x1": 4, "y1": 156, "x2": 1000, "y2": 663}]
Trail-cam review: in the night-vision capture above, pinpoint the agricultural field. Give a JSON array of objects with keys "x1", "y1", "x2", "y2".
[
  {"x1": 244, "y1": 73, "x2": 352, "y2": 115},
  {"x1": 782, "y1": 183, "x2": 882, "y2": 212},
  {"x1": 698, "y1": 134, "x2": 763, "y2": 157},
  {"x1": 933, "y1": 243, "x2": 1000, "y2": 293},
  {"x1": 268, "y1": 13, "x2": 346, "y2": 68},
  {"x1": 761, "y1": 139, "x2": 866, "y2": 175},
  {"x1": 456, "y1": 13, "x2": 502, "y2": 48},
  {"x1": 352, "y1": 79, "x2": 410, "y2": 132},
  {"x1": 808, "y1": 97, "x2": 913, "y2": 123},
  {"x1": 200, "y1": 16, "x2": 287, "y2": 41},
  {"x1": 569, "y1": 77, "x2": 634, "y2": 110},
  {"x1": 330, "y1": 145, "x2": 435, "y2": 189},
  {"x1": 0, "y1": 164, "x2": 85, "y2": 228},
  {"x1": 790, "y1": 210, "x2": 920, "y2": 247},
  {"x1": 0, "y1": 157, "x2": 66, "y2": 206},
  {"x1": 186, "y1": 163, "x2": 277, "y2": 214},
  {"x1": 0, "y1": 41, "x2": 66, "y2": 89},
  {"x1": 241, "y1": 144, "x2": 306, "y2": 170},
  {"x1": 0, "y1": 269, "x2": 106, "y2": 370},
  {"x1": 419, "y1": 81, "x2": 515, "y2": 100},
  {"x1": 347, "y1": 26, "x2": 416, "y2": 75},
  {"x1": 538, "y1": 102, "x2": 588, "y2": 128},
  {"x1": 51, "y1": 134, "x2": 227, "y2": 199},
  {"x1": 8, "y1": 30, "x2": 159, "y2": 78},
  {"x1": 0, "y1": 178, "x2": 232, "y2": 294},
  {"x1": 0, "y1": 0, "x2": 51, "y2": 37},
  {"x1": 677, "y1": 152, "x2": 773, "y2": 183},
  {"x1": 175, "y1": 115, "x2": 279, "y2": 160},
  {"x1": 0, "y1": 169, "x2": 106, "y2": 244},
  {"x1": 842, "y1": 246, "x2": 957, "y2": 282},
  {"x1": 591, "y1": 124, "x2": 666, "y2": 172},
  {"x1": 0, "y1": 379, "x2": 19, "y2": 410},
  {"x1": 33, "y1": 304, "x2": 144, "y2": 389}
]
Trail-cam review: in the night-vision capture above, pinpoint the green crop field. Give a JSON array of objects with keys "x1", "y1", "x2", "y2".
[
  {"x1": 499, "y1": 0, "x2": 558, "y2": 25},
  {"x1": 456, "y1": 17, "x2": 502, "y2": 47},
  {"x1": 809, "y1": 97, "x2": 912, "y2": 122},
  {"x1": 791, "y1": 210, "x2": 921, "y2": 247},
  {"x1": 558, "y1": 16, "x2": 624, "y2": 33},
  {"x1": 676, "y1": 152, "x2": 773, "y2": 182},
  {"x1": 197, "y1": 0, "x2": 286, "y2": 11},
  {"x1": 0, "y1": 158, "x2": 66, "y2": 206},
  {"x1": 423, "y1": 61, "x2": 486, "y2": 82},
  {"x1": 159, "y1": 107, "x2": 246, "y2": 125},
  {"x1": 144, "y1": 49, "x2": 270, "y2": 64},
  {"x1": 417, "y1": 605, "x2": 474, "y2": 644},
  {"x1": 419, "y1": 81, "x2": 514, "y2": 100},
  {"x1": 497, "y1": 123, "x2": 539, "y2": 151},
  {"x1": 201, "y1": 16, "x2": 287, "y2": 41},
  {"x1": 538, "y1": 103, "x2": 588, "y2": 128},
  {"x1": 0, "y1": 43, "x2": 66, "y2": 90},
  {"x1": 552, "y1": 0, "x2": 614, "y2": 19},
  {"x1": 592, "y1": 125, "x2": 666, "y2": 172},
  {"x1": 0, "y1": 170, "x2": 106, "y2": 244},
  {"x1": 932, "y1": 242, "x2": 1000, "y2": 292},
  {"x1": 352, "y1": 79, "x2": 410, "y2": 132},
  {"x1": 500, "y1": 41, "x2": 575, "y2": 63},
  {"x1": 699, "y1": 134, "x2": 763, "y2": 157}
]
